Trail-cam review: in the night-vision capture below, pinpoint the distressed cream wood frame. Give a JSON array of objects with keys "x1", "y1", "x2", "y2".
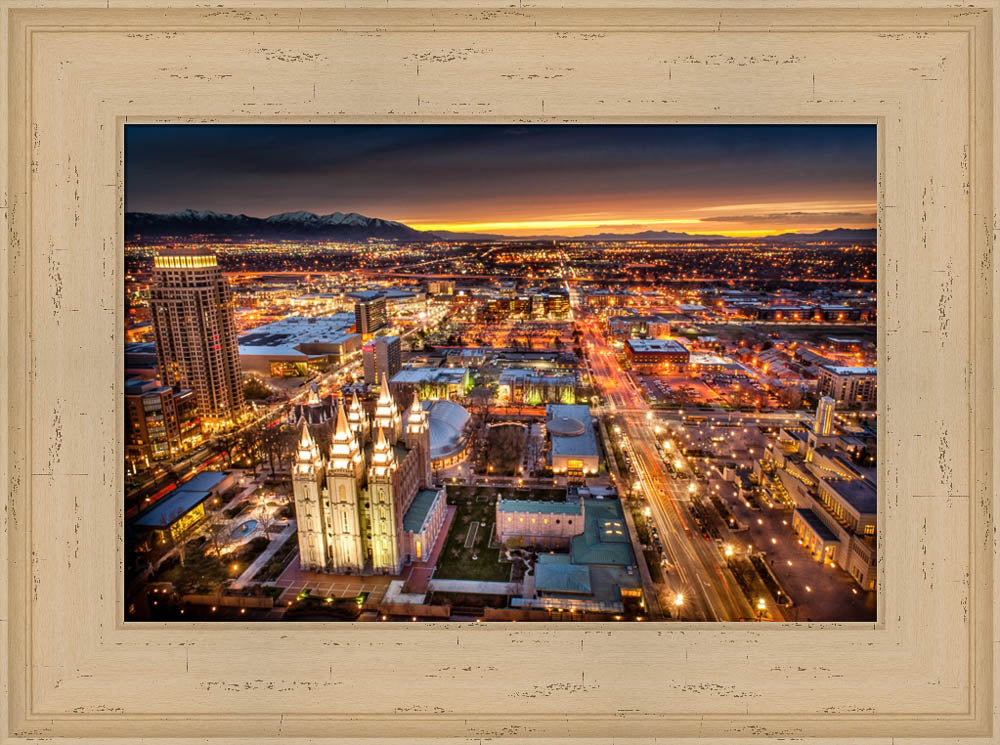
[{"x1": 1, "y1": 2, "x2": 997, "y2": 743}]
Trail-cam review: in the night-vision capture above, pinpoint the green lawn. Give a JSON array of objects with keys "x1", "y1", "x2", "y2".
[{"x1": 434, "y1": 498, "x2": 511, "y2": 582}]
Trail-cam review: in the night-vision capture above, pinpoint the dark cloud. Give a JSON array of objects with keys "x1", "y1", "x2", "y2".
[
  {"x1": 700, "y1": 211, "x2": 877, "y2": 225},
  {"x1": 124, "y1": 124, "x2": 876, "y2": 229}
]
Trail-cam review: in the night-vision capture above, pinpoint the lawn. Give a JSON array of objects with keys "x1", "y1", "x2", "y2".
[{"x1": 434, "y1": 497, "x2": 511, "y2": 582}]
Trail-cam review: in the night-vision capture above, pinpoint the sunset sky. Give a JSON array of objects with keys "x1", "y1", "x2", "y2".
[{"x1": 125, "y1": 124, "x2": 876, "y2": 237}]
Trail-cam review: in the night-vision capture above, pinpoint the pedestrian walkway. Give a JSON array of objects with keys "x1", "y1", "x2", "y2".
[
  {"x1": 428, "y1": 578, "x2": 522, "y2": 596},
  {"x1": 230, "y1": 522, "x2": 295, "y2": 589},
  {"x1": 400, "y1": 504, "x2": 456, "y2": 594},
  {"x1": 220, "y1": 472, "x2": 264, "y2": 513}
]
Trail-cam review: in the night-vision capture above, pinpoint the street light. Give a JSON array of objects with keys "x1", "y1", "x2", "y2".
[{"x1": 756, "y1": 597, "x2": 766, "y2": 621}]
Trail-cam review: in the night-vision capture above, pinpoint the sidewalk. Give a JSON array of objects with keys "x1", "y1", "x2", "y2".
[
  {"x1": 220, "y1": 472, "x2": 264, "y2": 513},
  {"x1": 428, "y1": 578, "x2": 522, "y2": 595},
  {"x1": 230, "y1": 522, "x2": 295, "y2": 589}
]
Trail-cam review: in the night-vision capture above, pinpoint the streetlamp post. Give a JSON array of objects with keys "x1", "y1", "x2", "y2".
[
  {"x1": 756, "y1": 597, "x2": 766, "y2": 622},
  {"x1": 673, "y1": 592, "x2": 684, "y2": 621}
]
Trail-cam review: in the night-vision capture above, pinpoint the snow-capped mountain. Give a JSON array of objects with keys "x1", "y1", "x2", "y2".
[
  {"x1": 125, "y1": 209, "x2": 877, "y2": 245},
  {"x1": 125, "y1": 209, "x2": 434, "y2": 242}
]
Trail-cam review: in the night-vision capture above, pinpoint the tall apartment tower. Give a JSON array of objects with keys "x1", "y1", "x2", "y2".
[
  {"x1": 149, "y1": 247, "x2": 245, "y2": 431},
  {"x1": 354, "y1": 293, "x2": 387, "y2": 337},
  {"x1": 362, "y1": 335, "x2": 402, "y2": 385},
  {"x1": 815, "y1": 395, "x2": 836, "y2": 436}
]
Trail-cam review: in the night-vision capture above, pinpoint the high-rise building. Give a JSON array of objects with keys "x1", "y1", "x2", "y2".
[
  {"x1": 362, "y1": 335, "x2": 402, "y2": 384},
  {"x1": 124, "y1": 379, "x2": 201, "y2": 472},
  {"x1": 149, "y1": 247, "x2": 246, "y2": 431},
  {"x1": 815, "y1": 396, "x2": 836, "y2": 436},
  {"x1": 354, "y1": 292, "x2": 387, "y2": 336}
]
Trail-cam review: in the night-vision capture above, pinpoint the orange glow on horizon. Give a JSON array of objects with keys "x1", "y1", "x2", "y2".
[{"x1": 406, "y1": 199, "x2": 876, "y2": 237}]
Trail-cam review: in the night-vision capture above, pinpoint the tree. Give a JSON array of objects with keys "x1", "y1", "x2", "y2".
[
  {"x1": 256, "y1": 502, "x2": 277, "y2": 540},
  {"x1": 243, "y1": 377, "x2": 272, "y2": 401},
  {"x1": 203, "y1": 510, "x2": 235, "y2": 560},
  {"x1": 776, "y1": 385, "x2": 804, "y2": 409}
]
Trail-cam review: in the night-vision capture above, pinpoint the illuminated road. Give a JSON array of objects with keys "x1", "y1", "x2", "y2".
[{"x1": 575, "y1": 311, "x2": 756, "y2": 621}]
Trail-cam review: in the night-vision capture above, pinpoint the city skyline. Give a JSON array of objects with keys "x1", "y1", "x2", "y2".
[
  {"x1": 125, "y1": 124, "x2": 877, "y2": 237},
  {"x1": 124, "y1": 124, "x2": 877, "y2": 623}
]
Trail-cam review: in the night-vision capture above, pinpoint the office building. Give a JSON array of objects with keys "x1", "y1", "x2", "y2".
[
  {"x1": 148, "y1": 247, "x2": 246, "y2": 431},
  {"x1": 353, "y1": 292, "x2": 387, "y2": 336},
  {"x1": 362, "y1": 335, "x2": 402, "y2": 385},
  {"x1": 124, "y1": 379, "x2": 201, "y2": 471},
  {"x1": 546, "y1": 291, "x2": 570, "y2": 319},
  {"x1": 817, "y1": 364, "x2": 877, "y2": 405},
  {"x1": 624, "y1": 338, "x2": 690, "y2": 372}
]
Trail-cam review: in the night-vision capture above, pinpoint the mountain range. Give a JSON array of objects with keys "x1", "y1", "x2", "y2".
[{"x1": 125, "y1": 209, "x2": 877, "y2": 244}]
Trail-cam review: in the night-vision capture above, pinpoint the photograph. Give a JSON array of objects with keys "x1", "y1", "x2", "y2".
[{"x1": 122, "y1": 123, "x2": 877, "y2": 623}]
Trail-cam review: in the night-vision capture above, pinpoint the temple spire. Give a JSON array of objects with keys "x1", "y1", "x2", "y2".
[
  {"x1": 298, "y1": 417, "x2": 314, "y2": 448},
  {"x1": 334, "y1": 398, "x2": 351, "y2": 439}
]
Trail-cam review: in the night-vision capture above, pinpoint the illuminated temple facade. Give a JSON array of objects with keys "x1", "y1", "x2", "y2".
[{"x1": 292, "y1": 375, "x2": 446, "y2": 575}]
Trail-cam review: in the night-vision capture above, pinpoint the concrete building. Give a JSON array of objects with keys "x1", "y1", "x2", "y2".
[
  {"x1": 148, "y1": 247, "x2": 246, "y2": 431},
  {"x1": 292, "y1": 378, "x2": 446, "y2": 575},
  {"x1": 762, "y1": 421, "x2": 878, "y2": 590},
  {"x1": 497, "y1": 368, "x2": 576, "y2": 405},
  {"x1": 125, "y1": 379, "x2": 201, "y2": 472},
  {"x1": 238, "y1": 314, "x2": 361, "y2": 377},
  {"x1": 815, "y1": 396, "x2": 836, "y2": 436},
  {"x1": 817, "y1": 364, "x2": 877, "y2": 405},
  {"x1": 353, "y1": 292, "x2": 387, "y2": 336},
  {"x1": 389, "y1": 366, "x2": 472, "y2": 401},
  {"x1": 791, "y1": 475, "x2": 877, "y2": 590},
  {"x1": 499, "y1": 498, "x2": 642, "y2": 614},
  {"x1": 426, "y1": 279, "x2": 455, "y2": 296},
  {"x1": 625, "y1": 338, "x2": 690, "y2": 372},
  {"x1": 496, "y1": 499, "x2": 584, "y2": 548},
  {"x1": 362, "y1": 335, "x2": 402, "y2": 385},
  {"x1": 546, "y1": 404, "x2": 600, "y2": 477}
]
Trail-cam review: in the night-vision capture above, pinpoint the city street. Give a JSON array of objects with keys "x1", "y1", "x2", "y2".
[{"x1": 575, "y1": 304, "x2": 757, "y2": 621}]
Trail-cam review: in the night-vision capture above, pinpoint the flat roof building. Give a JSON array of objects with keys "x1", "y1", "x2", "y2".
[
  {"x1": 389, "y1": 366, "x2": 472, "y2": 401},
  {"x1": 131, "y1": 471, "x2": 235, "y2": 545},
  {"x1": 546, "y1": 404, "x2": 600, "y2": 477},
  {"x1": 625, "y1": 338, "x2": 690, "y2": 372},
  {"x1": 125, "y1": 379, "x2": 202, "y2": 472},
  {"x1": 238, "y1": 314, "x2": 361, "y2": 377},
  {"x1": 817, "y1": 364, "x2": 877, "y2": 405},
  {"x1": 496, "y1": 498, "x2": 584, "y2": 548}
]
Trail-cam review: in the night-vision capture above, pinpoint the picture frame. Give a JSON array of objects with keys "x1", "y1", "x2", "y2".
[{"x1": 1, "y1": 1, "x2": 997, "y2": 743}]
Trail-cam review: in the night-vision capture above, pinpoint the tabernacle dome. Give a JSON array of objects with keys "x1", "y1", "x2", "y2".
[{"x1": 412, "y1": 398, "x2": 471, "y2": 468}]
